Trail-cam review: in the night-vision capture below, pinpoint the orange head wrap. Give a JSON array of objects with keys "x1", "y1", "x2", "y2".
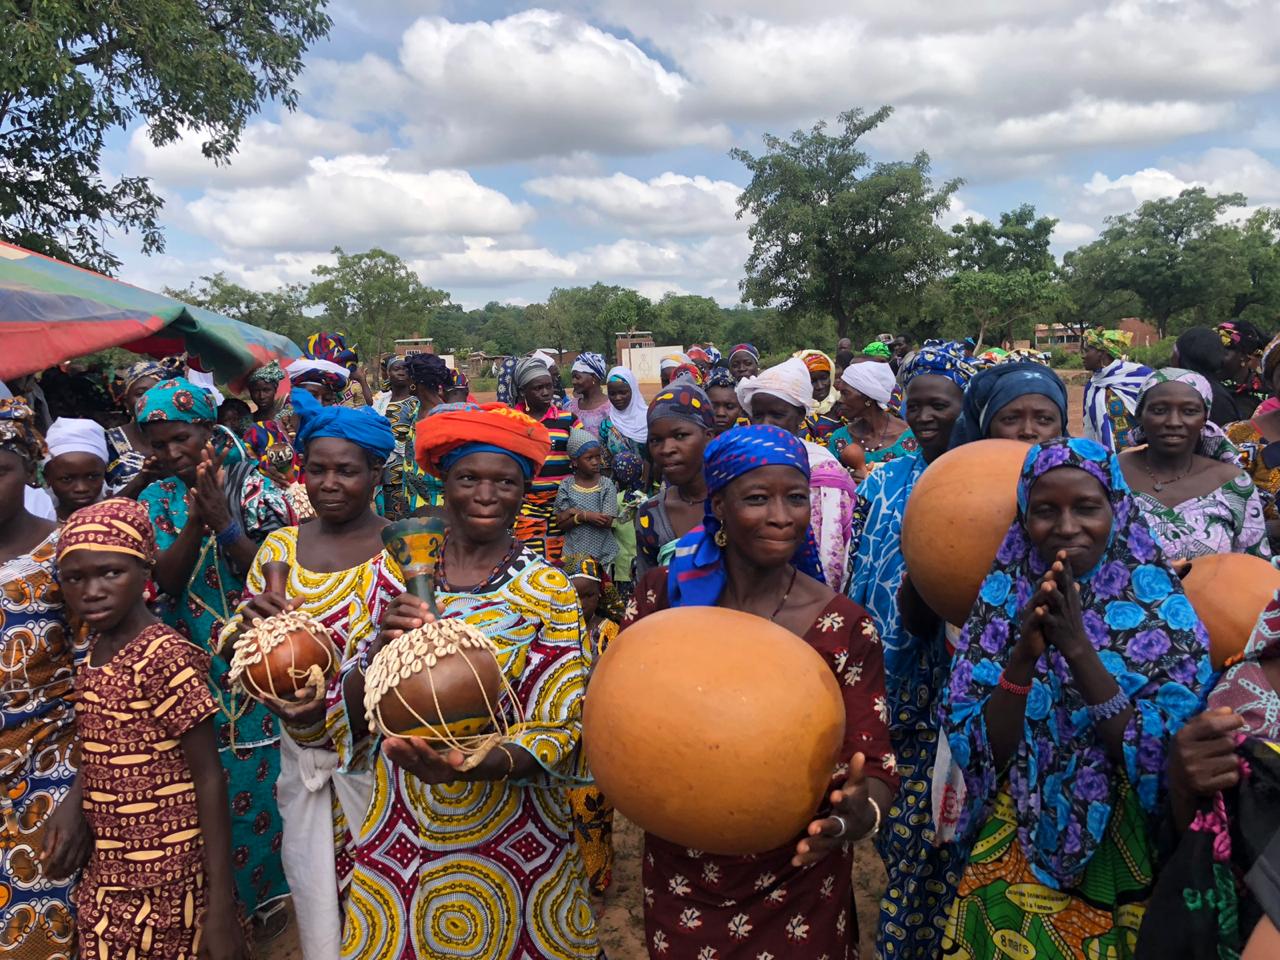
[{"x1": 414, "y1": 402, "x2": 551, "y2": 479}]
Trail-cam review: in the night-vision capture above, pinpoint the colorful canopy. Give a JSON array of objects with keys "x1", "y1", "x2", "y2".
[{"x1": 0, "y1": 241, "x2": 301, "y2": 388}]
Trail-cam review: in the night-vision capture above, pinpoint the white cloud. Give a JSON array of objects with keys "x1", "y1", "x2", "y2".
[
  {"x1": 1080, "y1": 148, "x2": 1280, "y2": 218},
  {"x1": 1050, "y1": 219, "x2": 1099, "y2": 248},
  {"x1": 185, "y1": 155, "x2": 534, "y2": 251},
  {"x1": 128, "y1": 113, "x2": 376, "y2": 189},
  {"x1": 525, "y1": 172, "x2": 743, "y2": 235}
]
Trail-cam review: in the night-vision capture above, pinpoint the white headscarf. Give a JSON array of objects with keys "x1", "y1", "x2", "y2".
[
  {"x1": 45, "y1": 418, "x2": 108, "y2": 463},
  {"x1": 604, "y1": 366, "x2": 648, "y2": 443},
  {"x1": 286, "y1": 357, "x2": 351, "y2": 384},
  {"x1": 840, "y1": 360, "x2": 896, "y2": 409},
  {"x1": 735, "y1": 357, "x2": 816, "y2": 417},
  {"x1": 187, "y1": 369, "x2": 225, "y2": 407}
]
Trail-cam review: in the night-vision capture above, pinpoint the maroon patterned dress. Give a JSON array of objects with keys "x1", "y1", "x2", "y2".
[{"x1": 628, "y1": 570, "x2": 898, "y2": 959}]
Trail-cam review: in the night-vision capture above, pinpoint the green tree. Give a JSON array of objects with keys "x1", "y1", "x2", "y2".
[
  {"x1": 307, "y1": 247, "x2": 450, "y2": 360},
  {"x1": 651, "y1": 294, "x2": 722, "y2": 348},
  {"x1": 0, "y1": 0, "x2": 331, "y2": 273},
  {"x1": 167, "y1": 272, "x2": 311, "y2": 347},
  {"x1": 950, "y1": 204, "x2": 1057, "y2": 274},
  {"x1": 945, "y1": 269, "x2": 1063, "y2": 350},
  {"x1": 733, "y1": 106, "x2": 960, "y2": 340},
  {"x1": 1053, "y1": 244, "x2": 1142, "y2": 341},
  {"x1": 1090, "y1": 187, "x2": 1247, "y2": 336},
  {"x1": 1226, "y1": 208, "x2": 1280, "y2": 322}
]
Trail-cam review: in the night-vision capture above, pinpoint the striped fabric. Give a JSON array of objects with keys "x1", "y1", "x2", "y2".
[{"x1": 517, "y1": 403, "x2": 582, "y2": 494}]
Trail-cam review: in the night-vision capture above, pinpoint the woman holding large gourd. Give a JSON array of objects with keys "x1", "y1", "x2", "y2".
[{"x1": 628, "y1": 423, "x2": 895, "y2": 958}]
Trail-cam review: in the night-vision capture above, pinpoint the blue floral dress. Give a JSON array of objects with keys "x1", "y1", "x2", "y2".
[{"x1": 139, "y1": 466, "x2": 294, "y2": 915}]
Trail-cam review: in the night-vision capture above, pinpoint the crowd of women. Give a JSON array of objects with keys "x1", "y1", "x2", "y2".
[{"x1": 1, "y1": 320, "x2": 1279, "y2": 960}]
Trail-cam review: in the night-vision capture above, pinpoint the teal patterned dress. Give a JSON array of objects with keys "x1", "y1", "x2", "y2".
[{"x1": 138, "y1": 463, "x2": 294, "y2": 914}]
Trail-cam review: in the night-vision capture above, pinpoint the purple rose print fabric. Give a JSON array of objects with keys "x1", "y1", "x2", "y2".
[{"x1": 944, "y1": 436, "x2": 1212, "y2": 889}]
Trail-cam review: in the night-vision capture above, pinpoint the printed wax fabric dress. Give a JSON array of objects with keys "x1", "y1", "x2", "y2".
[
  {"x1": 0, "y1": 532, "x2": 83, "y2": 960},
  {"x1": 334, "y1": 548, "x2": 602, "y2": 959},
  {"x1": 140, "y1": 465, "x2": 294, "y2": 915}
]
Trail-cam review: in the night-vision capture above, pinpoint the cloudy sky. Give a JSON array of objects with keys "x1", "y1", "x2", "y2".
[{"x1": 109, "y1": 0, "x2": 1280, "y2": 308}]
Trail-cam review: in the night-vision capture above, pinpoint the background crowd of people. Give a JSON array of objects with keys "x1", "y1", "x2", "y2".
[{"x1": 2, "y1": 320, "x2": 1280, "y2": 960}]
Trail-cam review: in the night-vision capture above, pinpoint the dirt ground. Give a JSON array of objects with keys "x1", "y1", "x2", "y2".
[
  {"x1": 263, "y1": 372, "x2": 1085, "y2": 960},
  {"x1": 262, "y1": 813, "x2": 885, "y2": 960}
]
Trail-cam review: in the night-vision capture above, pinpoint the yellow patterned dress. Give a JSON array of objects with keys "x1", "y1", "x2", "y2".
[
  {"x1": 332, "y1": 547, "x2": 602, "y2": 959},
  {"x1": 219, "y1": 527, "x2": 402, "y2": 960}
]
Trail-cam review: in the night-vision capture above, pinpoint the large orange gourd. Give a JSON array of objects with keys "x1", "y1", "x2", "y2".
[
  {"x1": 901, "y1": 439, "x2": 1028, "y2": 625},
  {"x1": 1182, "y1": 553, "x2": 1280, "y2": 669},
  {"x1": 583, "y1": 607, "x2": 846, "y2": 856}
]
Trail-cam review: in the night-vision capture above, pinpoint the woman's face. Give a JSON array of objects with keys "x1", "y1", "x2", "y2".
[
  {"x1": 126, "y1": 376, "x2": 160, "y2": 417},
  {"x1": 571, "y1": 371, "x2": 598, "y2": 396},
  {"x1": 1139, "y1": 382, "x2": 1206, "y2": 459},
  {"x1": 387, "y1": 362, "x2": 410, "y2": 390},
  {"x1": 248, "y1": 379, "x2": 277, "y2": 412},
  {"x1": 1024, "y1": 468, "x2": 1114, "y2": 576},
  {"x1": 0, "y1": 450, "x2": 33, "y2": 527},
  {"x1": 1082, "y1": 346, "x2": 1107, "y2": 373},
  {"x1": 444, "y1": 451, "x2": 526, "y2": 542},
  {"x1": 303, "y1": 437, "x2": 379, "y2": 525},
  {"x1": 647, "y1": 417, "x2": 711, "y2": 487},
  {"x1": 729, "y1": 353, "x2": 759, "y2": 381},
  {"x1": 810, "y1": 371, "x2": 831, "y2": 403},
  {"x1": 300, "y1": 382, "x2": 337, "y2": 406},
  {"x1": 57, "y1": 551, "x2": 151, "y2": 634},
  {"x1": 748, "y1": 392, "x2": 805, "y2": 435},
  {"x1": 521, "y1": 375, "x2": 555, "y2": 413},
  {"x1": 903, "y1": 375, "x2": 964, "y2": 462},
  {"x1": 45, "y1": 453, "x2": 107, "y2": 514},
  {"x1": 144, "y1": 421, "x2": 212, "y2": 484},
  {"x1": 1221, "y1": 346, "x2": 1247, "y2": 382},
  {"x1": 836, "y1": 381, "x2": 871, "y2": 414},
  {"x1": 713, "y1": 464, "x2": 811, "y2": 569},
  {"x1": 987, "y1": 395, "x2": 1063, "y2": 445},
  {"x1": 607, "y1": 379, "x2": 632, "y2": 411},
  {"x1": 707, "y1": 386, "x2": 743, "y2": 433}
]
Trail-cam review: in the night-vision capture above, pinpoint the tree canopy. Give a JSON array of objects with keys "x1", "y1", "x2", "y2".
[{"x1": 0, "y1": 0, "x2": 331, "y2": 273}]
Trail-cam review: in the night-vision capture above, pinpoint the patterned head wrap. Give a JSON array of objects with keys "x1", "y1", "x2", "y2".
[
  {"x1": 704, "y1": 345, "x2": 722, "y2": 366},
  {"x1": 0, "y1": 399, "x2": 47, "y2": 462},
  {"x1": 58, "y1": 497, "x2": 157, "y2": 565},
  {"x1": 563, "y1": 553, "x2": 604, "y2": 583},
  {"x1": 1131, "y1": 368, "x2": 1239, "y2": 464},
  {"x1": 840, "y1": 360, "x2": 897, "y2": 408},
  {"x1": 948, "y1": 361, "x2": 1068, "y2": 448},
  {"x1": 514, "y1": 356, "x2": 553, "y2": 391},
  {"x1": 247, "y1": 360, "x2": 286, "y2": 387},
  {"x1": 899, "y1": 339, "x2": 982, "y2": 390},
  {"x1": 863, "y1": 341, "x2": 892, "y2": 360},
  {"x1": 667, "y1": 424, "x2": 824, "y2": 607},
  {"x1": 795, "y1": 349, "x2": 833, "y2": 375},
  {"x1": 415, "y1": 401, "x2": 550, "y2": 480},
  {"x1": 305, "y1": 331, "x2": 359, "y2": 372},
  {"x1": 572, "y1": 352, "x2": 609, "y2": 383},
  {"x1": 567, "y1": 427, "x2": 601, "y2": 459},
  {"x1": 291, "y1": 388, "x2": 395, "y2": 462},
  {"x1": 406, "y1": 354, "x2": 451, "y2": 394},
  {"x1": 122, "y1": 360, "x2": 169, "y2": 395},
  {"x1": 1216, "y1": 321, "x2": 1265, "y2": 354},
  {"x1": 287, "y1": 358, "x2": 350, "y2": 391},
  {"x1": 136, "y1": 377, "x2": 218, "y2": 424},
  {"x1": 736, "y1": 357, "x2": 816, "y2": 416},
  {"x1": 659, "y1": 353, "x2": 692, "y2": 373},
  {"x1": 728, "y1": 344, "x2": 759, "y2": 362},
  {"x1": 705, "y1": 367, "x2": 736, "y2": 390},
  {"x1": 447, "y1": 367, "x2": 470, "y2": 393},
  {"x1": 1083, "y1": 327, "x2": 1134, "y2": 358},
  {"x1": 670, "y1": 363, "x2": 705, "y2": 387},
  {"x1": 686, "y1": 347, "x2": 711, "y2": 367},
  {"x1": 610, "y1": 449, "x2": 644, "y2": 491},
  {"x1": 647, "y1": 383, "x2": 715, "y2": 431},
  {"x1": 158, "y1": 355, "x2": 188, "y2": 379},
  {"x1": 946, "y1": 437, "x2": 1210, "y2": 887},
  {"x1": 1209, "y1": 588, "x2": 1280, "y2": 740}
]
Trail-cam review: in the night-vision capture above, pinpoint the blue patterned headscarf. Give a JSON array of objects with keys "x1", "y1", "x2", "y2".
[
  {"x1": 948, "y1": 360, "x2": 1069, "y2": 448},
  {"x1": 945, "y1": 437, "x2": 1210, "y2": 888},
  {"x1": 667, "y1": 425, "x2": 824, "y2": 607},
  {"x1": 572, "y1": 352, "x2": 608, "y2": 383},
  {"x1": 900, "y1": 339, "x2": 982, "y2": 390},
  {"x1": 291, "y1": 388, "x2": 395, "y2": 461},
  {"x1": 136, "y1": 377, "x2": 218, "y2": 424}
]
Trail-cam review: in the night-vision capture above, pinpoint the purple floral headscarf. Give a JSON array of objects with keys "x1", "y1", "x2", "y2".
[{"x1": 944, "y1": 436, "x2": 1212, "y2": 888}]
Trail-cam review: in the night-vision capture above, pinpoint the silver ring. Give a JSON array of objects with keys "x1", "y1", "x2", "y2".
[{"x1": 830, "y1": 814, "x2": 850, "y2": 839}]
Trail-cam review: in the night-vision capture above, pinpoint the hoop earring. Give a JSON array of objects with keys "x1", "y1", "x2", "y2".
[{"x1": 714, "y1": 529, "x2": 728, "y2": 547}]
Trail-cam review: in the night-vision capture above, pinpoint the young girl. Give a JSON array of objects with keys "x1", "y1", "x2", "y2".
[
  {"x1": 554, "y1": 428, "x2": 618, "y2": 568},
  {"x1": 563, "y1": 554, "x2": 622, "y2": 896},
  {"x1": 56, "y1": 499, "x2": 248, "y2": 960}
]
